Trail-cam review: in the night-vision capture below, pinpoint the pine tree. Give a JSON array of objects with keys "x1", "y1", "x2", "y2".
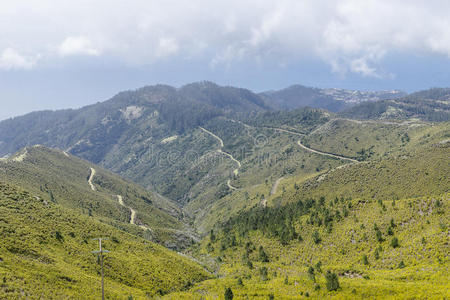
[
  {"x1": 325, "y1": 270, "x2": 340, "y2": 291},
  {"x1": 312, "y1": 230, "x2": 321, "y2": 244}
]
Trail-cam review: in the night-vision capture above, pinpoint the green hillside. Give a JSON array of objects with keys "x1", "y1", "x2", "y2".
[
  {"x1": 170, "y1": 193, "x2": 449, "y2": 299},
  {"x1": 275, "y1": 142, "x2": 449, "y2": 207},
  {"x1": 162, "y1": 136, "x2": 449, "y2": 299},
  {"x1": 0, "y1": 182, "x2": 209, "y2": 299},
  {"x1": 0, "y1": 146, "x2": 196, "y2": 249}
]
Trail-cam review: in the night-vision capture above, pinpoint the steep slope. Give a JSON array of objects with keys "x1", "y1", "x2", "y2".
[
  {"x1": 0, "y1": 146, "x2": 195, "y2": 249},
  {"x1": 261, "y1": 84, "x2": 405, "y2": 112},
  {"x1": 0, "y1": 182, "x2": 209, "y2": 299}
]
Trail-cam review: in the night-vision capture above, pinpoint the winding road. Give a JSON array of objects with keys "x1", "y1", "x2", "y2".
[
  {"x1": 88, "y1": 168, "x2": 97, "y2": 191},
  {"x1": 200, "y1": 127, "x2": 242, "y2": 190},
  {"x1": 256, "y1": 125, "x2": 358, "y2": 163},
  {"x1": 117, "y1": 195, "x2": 152, "y2": 231},
  {"x1": 270, "y1": 177, "x2": 284, "y2": 195},
  {"x1": 86, "y1": 168, "x2": 151, "y2": 231},
  {"x1": 296, "y1": 140, "x2": 358, "y2": 163}
]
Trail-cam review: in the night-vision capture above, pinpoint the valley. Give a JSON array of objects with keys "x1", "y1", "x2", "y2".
[{"x1": 0, "y1": 82, "x2": 448, "y2": 299}]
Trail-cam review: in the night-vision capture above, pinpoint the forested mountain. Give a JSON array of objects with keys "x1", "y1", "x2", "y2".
[
  {"x1": 260, "y1": 84, "x2": 405, "y2": 112},
  {"x1": 341, "y1": 88, "x2": 450, "y2": 121}
]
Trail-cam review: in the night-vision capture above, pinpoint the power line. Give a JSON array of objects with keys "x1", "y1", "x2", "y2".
[{"x1": 92, "y1": 237, "x2": 110, "y2": 300}]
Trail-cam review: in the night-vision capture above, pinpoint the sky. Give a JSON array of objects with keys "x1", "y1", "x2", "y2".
[{"x1": 1, "y1": 0, "x2": 450, "y2": 120}]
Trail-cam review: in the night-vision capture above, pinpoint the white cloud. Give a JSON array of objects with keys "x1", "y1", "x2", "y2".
[
  {"x1": 156, "y1": 38, "x2": 179, "y2": 58},
  {"x1": 0, "y1": 48, "x2": 36, "y2": 70},
  {"x1": 1, "y1": 0, "x2": 450, "y2": 76},
  {"x1": 58, "y1": 36, "x2": 100, "y2": 57}
]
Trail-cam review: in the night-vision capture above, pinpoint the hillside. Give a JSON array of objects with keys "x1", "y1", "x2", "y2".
[
  {"x1": 0, "y1": 146, "x2": 195, "y2": 250},
  {"x1": 172, "y1": 193, "x2": 449, "y2": 299},
  {"x1": 341, "y1": 88, "x2": 450, "y2": 121},
  {"x1": 0, "y1": 182, "x2": 209, "y2": 299},
  {"x1": 301, "y1": 119, "x2": 449, "y2": 160},
  {"x1": 278, "y1": 142, "x2": 449, "y2": 206},
  {"x1": 163, "y1": 142, "x2": 449, "y2": 299}
]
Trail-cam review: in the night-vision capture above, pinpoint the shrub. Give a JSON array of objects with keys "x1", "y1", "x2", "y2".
[
  {"x1": 308, "y1": 266, "x2": 315, "y2": 281},
  {"x1": 374, "y1": 248, "x2": 380, "y2": 260},
  {"x1": 55, "y1": 231, "x2": 64, "y2": 242},
  {"x1": 362, "y1": 254, "x2": 369, "y2": 265},
  {"x1": 246, "y1": 260, "x2": 253, "y2": 269},
  {"x1": 390, "y1": 218, "x2": 396, "y2": 227},
  {"x1": 387, "y1": 226, "x2": 394, "y2": 236},
  {"x1": 375, "y1": 228, "x2": 383, "y2": 242},
  {"x1": 315, "y1": 261, "x2": 322, "y2": 273},
  {"x1": 391, "y1": 237, "x2": 399, "y2": 248},
  {"x1": 224, "y1": 287, "x2": 233, "y2": 300},
  {"x1": 398, "y1": 261, "x2": 405, "y2": 269},
  {"x1": 237, "y1": 277, "x2": 243, "y2": 286},
  {"x1": 325, "y1": 270, "x2": 340, "y2": 291},
  {"x1": 260, "y1": 267, "x2": 268, "y2": 281}
]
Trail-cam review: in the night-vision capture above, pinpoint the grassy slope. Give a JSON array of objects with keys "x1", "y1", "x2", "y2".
[
  {"x1": 184, "y1": 117, "x2": 448, "y2": 234},
  {"x1": 184, "y1": 117, "x2": 345, "y2": 233},
  {"x1": 164, "y1": 128, "x2": 449, "y2": 299},
  {"x1": 0, "y1": 146, "x2": 195, "y2": 248},
  {"x1": 302, "y1": 119, "x2": 449, "y2": 160},
  {"x1": 279, "y1": 144, "x2": 449, "y2": 206},
  {"x1": 0, "y1": 182, "x2": 209, "y2": 299},
  {"x1": 169, "y1": 194, "x2": 449, "y2": 299}
]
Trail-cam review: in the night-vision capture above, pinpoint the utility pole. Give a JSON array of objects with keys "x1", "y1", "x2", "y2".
[{"x1": 92, "y1": 238, "x2": 109, "y2": 300}]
